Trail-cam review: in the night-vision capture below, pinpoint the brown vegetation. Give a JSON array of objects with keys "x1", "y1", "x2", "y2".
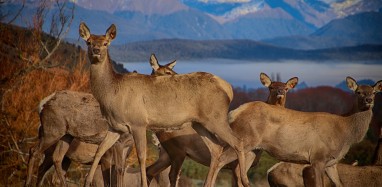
[{"x1": 0, "y1": 22, "x2": 90, "y2": 186}]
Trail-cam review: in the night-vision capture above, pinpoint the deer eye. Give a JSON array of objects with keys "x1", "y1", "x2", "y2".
[
  {"x1": 86, "y1": 41, "x2": 91, "y2": 45},
  {"x1": 103, "y1": 42, "x2": 108, "y2": 46}
]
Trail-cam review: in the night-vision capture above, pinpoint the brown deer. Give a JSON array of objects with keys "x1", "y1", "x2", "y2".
[
  {"x1": 199, "y1": 77, "x2": 382, "y2": 187},
  {"x1": 146, "y1": 72, "x2": 298, "y2": 186},
  {"x1": 79, "y1": 21, "x2": 248, "y2": 187},
  {"x1": 265, "y1": 77, "x2": 382, "y2": 187},
  {"x1": 267, "y1": 132, "x2": 382, "y2": 187},
  {"x1": 25, "y1": 90, "x2": 135, "y2": 187},
  {"x1": 25, "y1": 55, "x2": 176, "y2": 187}
]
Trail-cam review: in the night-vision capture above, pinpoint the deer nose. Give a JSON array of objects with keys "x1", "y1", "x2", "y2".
[
  {"x1": 366, "y1": 98, "x2": 373, "y2": 104},
  {"x1": 277, "y1": 90, "x2": 285, "y2": 95},
  {"x1": 92, "y1": 48, "x2": 100, "y2": 54}
]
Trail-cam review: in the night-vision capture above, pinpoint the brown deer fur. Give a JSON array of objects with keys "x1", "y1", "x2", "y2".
[
  {"x1": 25, "y1": 90, "x2": 134, "y2": 187},
  {"x1": 147, "y1": 72, "x2": 298, "y2": 187},
  {"x1": 200, "y1": 77, "x2": 382, "y2": 187},
  {"x1": 79, "y1": 22, "x2": 248, "y2": 187},
  {"x1": 265, "y1": 78, "x2": 382, "y2": 187},
  {"x1": 25, "y1": 54, "x2": 176, "y2": 187}
]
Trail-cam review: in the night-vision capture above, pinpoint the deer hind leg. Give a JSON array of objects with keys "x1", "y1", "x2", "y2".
[
  {"x1": 191, "y1": 123, "x2": 224, "y2": 187},
  {"x1": 52, "y1": 135, "x2": 73, "y2": 187},
  {"x1": 35, "y1": 149, "x2": 54, "y2": 187},
  {"x1": 84, "y1": 130, "x2": 120, "y2": 187},
  {"x1": 27, "y1": 135, "x2": 64, "y2": 186},
  {"x1": 131, "y1": 126, "x2": 148, "y2": 187},
  {"x1": 168, "y1": 154, "x2": 185, "y2": 187},
  {"x1": 303, "y1": 162, "x2": 325, "y2": 187},
  {"x1": 146, "y1": 147, "x2": 172, "y2": 184},
  {"x1": 199, "y1": 119, "x2": 249, "y2": 187},
  {"x1": 232, "y1": 151, "x2": 258, "y2": 187},
  {"x1": 325, "y1": 164, "x2": 343, "y2": 187},
  {"x1": 26, "y1": 145, "x2": 40, "y2": 187}
]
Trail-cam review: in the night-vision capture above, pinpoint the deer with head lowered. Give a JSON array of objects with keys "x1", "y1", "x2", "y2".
[
  {"x1": 79, "y1": 22, "x2": 249, "y2": 187},
  {"x1": 200, "y1": 77, "x2": 382, "y2": 187},
  {"x1": 266, "y1": 77, "x2": 382, "y2": 187},
  {"x1": 146, "y1": 72, "x2": 298, "y2": 186},
  {"x1": 24, "y1": 55, "x2": 177, "y2": 187},
  {"x1": 24, "y1": 90, "x2": 135, "y2": 187}
]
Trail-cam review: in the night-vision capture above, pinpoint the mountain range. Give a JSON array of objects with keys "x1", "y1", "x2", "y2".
[{"x1": 2, "y1": 0, "x2": 382, "y2": 50}]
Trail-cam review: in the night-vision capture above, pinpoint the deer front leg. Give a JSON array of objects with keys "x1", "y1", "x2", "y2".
[
  {"x1": 325, "y1": 164, "x2": 343, "y2": 187},
  {"x1": 131, "y1": 126, "x2": 148, "y2": 187},
  {"x1": 84, "y1": 130, "x2": 120, "y2": 187}
]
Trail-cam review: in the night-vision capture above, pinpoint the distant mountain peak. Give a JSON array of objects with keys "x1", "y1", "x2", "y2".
[{"x1": 75, "y1": 0, "x2": 188, "y2": 14}]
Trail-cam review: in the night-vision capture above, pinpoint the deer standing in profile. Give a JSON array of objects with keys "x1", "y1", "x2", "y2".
[
  {"x1": 264, "y1": 77, "x2": 382, "y2": 187},
  {"x1": 25, "y1": 55, "x2": 176, "y2": 187},
  {"x1": 198, "y1": 77, "x2": 382, "y2": 187},
  {"x1": 146, "y1": 72, "x2": 298, "y2": 186},
  {"x1": 79, "y1": 22, "x2": 249, "y2": 187}
]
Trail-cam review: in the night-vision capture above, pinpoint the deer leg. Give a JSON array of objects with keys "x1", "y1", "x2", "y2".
[
  {"x1": 146, "y1": 147, "x2": 172, "y2": 184},
  {"x1": 131, "y1": 126, "x2": 148, "y2": 187},
  {"x1": 52, "y1": 135, "x2": 72, "y2": 187},
  {"x1": 100, "y1": 150, "x2": 113, "y2": 187},
  {"x1": 232, "y1": 151, "x2": 258, "y2": 187},
  {"x1": 26, "y1": 145, "x2": 40, "y2": 187},
  {"x1": 85, "y1": 130, "x2": 120, "y2": 187},
  {"x1": 325, "y1": 164, "x2": 343, "y2": 187},
  {"x1": 192, "y1": 123, "x2": 224, "y2": 187},
  {"x1": 168, "y1": 155, "x2": 185, "y2": 187},
  {"x1": 303, "y1": 163, "x2": 325, "y2": 187},
  {"x1": 199, "y1": 119, "x2": 249, "y2": 187},
  {"x1": 112, "y1": 142, "x2": 127, "y2": 187},
  {"x1": 34, "y1": 146, "x2": 55, "y2": 187},
  {"x1": 31, "y1": 139, "x2": 62, "y2": 187}
]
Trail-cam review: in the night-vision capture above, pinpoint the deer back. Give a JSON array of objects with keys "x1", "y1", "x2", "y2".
[{"x1": 40, "y1": 90, "x2": 108, "y2": 144}]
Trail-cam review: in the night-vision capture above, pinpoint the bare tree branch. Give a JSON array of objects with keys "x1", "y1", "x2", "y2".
[
  {"x1": 38, "y1": 0, "x2": 75, "y2": 67},
  {"x1": 3, "y1": 117, "x2": 26, "y2": 164},
  {"x1": 0, "y1": 0, "x2": 26, "y2": 24}
]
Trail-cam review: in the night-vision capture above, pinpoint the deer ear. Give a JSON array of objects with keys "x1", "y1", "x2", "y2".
[
  {"x1": 150, "y1": 54, "x2": 160, "y2": 71},
  {"x1": 346, "y1": 77, "x2": 358, "y2": 92},
  {"x1": 374, "y1": 80, "x2": 382, "y2": 93},
  {"x1": 165, "y1": 60, "x2": 177, "y2": 70},
  {"x1": 286, "y1": 77, "x2": 298, "y2": 89},
  {"x1": 79, "y1": 22, "x2": 91, "y2": 41},
  {"x1": 260, "y1": 73, "x2": 272, "y2": 87},
  {"x1": 106, "y1": 24, "x2": 117, "y2": 40}
]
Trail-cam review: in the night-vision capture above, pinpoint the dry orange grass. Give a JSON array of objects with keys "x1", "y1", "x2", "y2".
[{"x1": 0, "y1": 23, "x2": 91, "y2": 185}]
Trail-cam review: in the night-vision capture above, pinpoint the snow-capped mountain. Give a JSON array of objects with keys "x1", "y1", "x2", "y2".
[{"x1": 2, "y1": 0, "x2": 382, "y2": 45}]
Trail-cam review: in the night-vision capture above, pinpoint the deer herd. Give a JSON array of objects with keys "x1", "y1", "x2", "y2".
[{"x1": 24, "y1": 22, "x2": 382, "y2": 187}]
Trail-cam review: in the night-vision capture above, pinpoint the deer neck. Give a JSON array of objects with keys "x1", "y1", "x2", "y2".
[
  {"x1": 90, "y1": 53, "x2": 120, "y2": 101},
  {"x1": 348, "y1": 109, "x2": 373, "y2": 144}
]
